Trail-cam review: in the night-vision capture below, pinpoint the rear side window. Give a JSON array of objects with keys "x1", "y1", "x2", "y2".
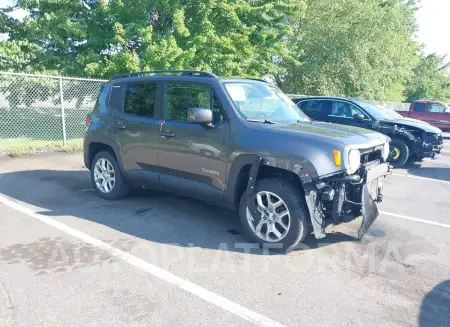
[
  {"x1": 413, "y1": 102, "x2": 426, "y2": 112},
  {"x1": 165, "y1": 83, "x2": 211, "y2": 122},
  {"x1": 298, "y1": 100, "x2": 331, "y2": 120},
  {"x1": 124, "y1": 82, "x2": 157, "y2": 117}
]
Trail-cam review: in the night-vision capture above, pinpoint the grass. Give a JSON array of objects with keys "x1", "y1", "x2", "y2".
[{"x1": 0, "y1": 138, "x2": 83, "y2": 157}]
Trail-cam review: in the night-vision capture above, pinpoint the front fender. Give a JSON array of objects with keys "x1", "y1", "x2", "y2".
[{"x1": 224, "y1": 154, "x2": 318, "y2": 209}]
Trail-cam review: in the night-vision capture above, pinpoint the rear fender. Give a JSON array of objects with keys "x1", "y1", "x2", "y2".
[{"x1": 84, "y1": 134, "x2": 125, "y2": 172}]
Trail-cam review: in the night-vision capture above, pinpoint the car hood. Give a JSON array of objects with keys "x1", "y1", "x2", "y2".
[
  {"x1": 258, "y1": 121, "x2": 388, "y2": 148},
  {"x1": 380, "y1": 118, "x2": 442, "y2": 133},
  {"x1": 396, "y1": 117, "x2": 431, "y2": 125}
]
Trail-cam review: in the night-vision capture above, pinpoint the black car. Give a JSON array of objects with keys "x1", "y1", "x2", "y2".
[
  {"x1": 83, "y1": 71, "x2": 391, "y2": 252},
  {"x1": 293, "y1": 96, "x2": 444, "y2": 167}
]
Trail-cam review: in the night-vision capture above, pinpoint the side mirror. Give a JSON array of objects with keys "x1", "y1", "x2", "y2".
[
  {"x1": 353, "y1": 113, "x2": 365, "y2": 121},
  {"x1": 187, "y1": 108, "x2": 213, "y2": 124}
]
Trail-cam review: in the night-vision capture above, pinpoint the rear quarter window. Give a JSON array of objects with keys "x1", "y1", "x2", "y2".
[
  {"x1": 108, "y1": 83, "x2": 125, "y2": 111},
  {"x1": 93, "y1": 83, "x2": 111, "y2": 112}
]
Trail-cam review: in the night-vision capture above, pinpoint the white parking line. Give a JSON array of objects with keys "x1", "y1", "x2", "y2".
[
  {"x1": 423, "y1": 159, "x2": 450, "y2": 165},
  {"x1": 392, "y1": 173, "x2": 450, "y2": 184},
  {"x1": 0, "y1": 195, "x2": 286, "y2": 327},
  {"x1": 380, "y1": 211, "x2": 450, "y2": 229}
]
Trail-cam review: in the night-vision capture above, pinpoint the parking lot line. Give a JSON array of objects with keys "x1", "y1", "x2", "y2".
[
  {"x1": 392, "y1": 173, "x2": 450, "y2": 184},
  {"x1": 423, "y1": 159, "x2": 450, "y2": 165},
  {"x1": 380, "y1": 211, "x2": 450, "y2": 229},
  {"x1": 0, "y1": 194, "x2": 286, "y2": 327}
]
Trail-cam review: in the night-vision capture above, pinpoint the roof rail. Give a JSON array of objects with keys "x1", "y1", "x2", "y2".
[
  {"x1": 246, "y1": 78, "x2": 268, "y2": 83},
  {"x1": 111, "y1": 70, "x2": 218, "y2": 80}
]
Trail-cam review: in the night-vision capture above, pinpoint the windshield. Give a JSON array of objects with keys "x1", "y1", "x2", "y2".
[
  {"x1": 354, "y1": 100, "x2": 397, "y2": 120},
  {"x1": 223, "y1": 81, "x2": 310, "y2": 123},
  {"x1": 380, "y1": 107, "x2": 403, "y2": 118}
]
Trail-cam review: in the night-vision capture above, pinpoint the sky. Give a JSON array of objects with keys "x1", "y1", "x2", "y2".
[
  {"x1": 0, "y1": 0, "x2": 449, "y2": 57},
  {"x1": 415, "y1": 0, "x2": 450, "y2": 57}
]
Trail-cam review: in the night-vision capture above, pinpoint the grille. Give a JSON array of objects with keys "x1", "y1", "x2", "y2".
[{"x1": 423, "y1": 132, "x2": 442, "y2": 145}]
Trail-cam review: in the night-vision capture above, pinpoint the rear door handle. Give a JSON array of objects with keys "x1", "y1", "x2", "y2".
[
  {"x1": 160, "y1": 131, "x2": 176, "y2": 138},
  {"x1": 112, "y1": 122, "x2": 127, "y2": 130}
]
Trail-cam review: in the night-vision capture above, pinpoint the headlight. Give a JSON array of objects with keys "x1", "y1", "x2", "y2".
[
  {"x1": 382, "y1": 142, "x2": 390, "y2": 161},
  {"x1": 347, "y1": 149, "x2": 361, "y2": 174}
]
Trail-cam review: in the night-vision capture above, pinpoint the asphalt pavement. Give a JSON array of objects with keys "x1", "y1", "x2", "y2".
[{"x1": 0, "y1": 146, "x2": 449, "y2": 327}]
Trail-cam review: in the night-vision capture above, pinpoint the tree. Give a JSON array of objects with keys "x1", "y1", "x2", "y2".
[
  {"x1": 277, "y1": 0, "x2": 419, "y2": 100},
  {"x1": 404, "y1": 53, "x2": 450, "y2": 102},
  {"x1": 0, "y1": 0, "x2": 304, "y2": 79}
]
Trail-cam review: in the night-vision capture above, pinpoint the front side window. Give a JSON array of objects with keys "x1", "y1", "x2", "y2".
[
  {"x1": 428, "y1": 103, "x2": 446, "y2": 113},
  {"x1": 224, "y1": 82, "x2": 309, "y2": 123},
  {"x1": 165, "y1": 83, "x2": 211, "y2": 122},
  {"x1": 212, "y1": 92, "x2": 227, "y2": 124},
  {"x1": 331, "y1": 101, "x2": 368, "y2": 119},
  {"x1": 124, "y1": 82, "x2": 157, "y2": 117}
]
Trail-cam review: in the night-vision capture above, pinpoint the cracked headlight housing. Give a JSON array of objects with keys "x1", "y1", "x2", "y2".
[
  {"x1": 382, "y1": 142, "x2": 390, "y2": 161},
  {"x1": 347, "y1": 149, "x2": 361, "y2": 175}
]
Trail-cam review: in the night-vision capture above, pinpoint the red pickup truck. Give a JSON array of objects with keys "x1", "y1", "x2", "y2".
[{"x1": 399, "y1": 100, "x2": 450, "y2": 130}]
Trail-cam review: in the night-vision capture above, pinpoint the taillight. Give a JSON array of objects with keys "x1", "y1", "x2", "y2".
[{"x1": 85, "y1": 114, "x2": 92, "y2": 127}]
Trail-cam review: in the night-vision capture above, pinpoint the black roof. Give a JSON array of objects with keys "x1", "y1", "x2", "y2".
[{"x1": 291, "y1": 95, "x2": 354, "y2": 101}]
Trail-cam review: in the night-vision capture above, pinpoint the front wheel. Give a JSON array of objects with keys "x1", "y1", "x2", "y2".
[
  {"x1": 238, "y1": 178, "x2": 309, "y2": 253},
  {"x1": 388, "y1": 139, "x2": 410, "y2": 168}
]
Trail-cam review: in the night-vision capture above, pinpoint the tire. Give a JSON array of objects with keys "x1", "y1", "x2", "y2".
[
  {"x1": 388, "y1": 138, "x2": 410, "y2": 168},
  {"x1": 238, "y1": 178, "x2": 309, "y2": 253},
  {"x1": 91, "y1": 150, "x2": 130, "y2": 200}
]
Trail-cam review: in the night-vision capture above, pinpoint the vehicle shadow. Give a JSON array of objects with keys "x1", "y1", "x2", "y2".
[
  {"x1": 0, "y1": 169, "x2": 361, "y2": 256},
  {"x1": 405, "y1": 164, "x2": 450, "y2": 183},
  {"x1": 419, "y1": 280, "x2": 450, "y2": 327}
]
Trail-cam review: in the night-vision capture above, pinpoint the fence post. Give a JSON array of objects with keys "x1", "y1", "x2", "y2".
[{"x1": 59, "y1": 76, "x2": 67, "y2": 145}]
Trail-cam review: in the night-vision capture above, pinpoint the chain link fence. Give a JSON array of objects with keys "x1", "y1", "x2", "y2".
[
  {"x1": 0, "y1": 72, "x2": 411, "y2": 155},
  {"x1": 0, "y1": 72, "x2": 106, "y2": 155}
]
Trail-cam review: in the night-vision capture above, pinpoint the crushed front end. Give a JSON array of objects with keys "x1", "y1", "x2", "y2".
[
  {"x1": 414, "y1": 131, "x2": 444, "y2": 159},
  {"x1": 304, "y1": 146, "x2": 391, "y2": 239},
  {"x1": 376, "y1": 123, "x2": 444, "y2": 160}
]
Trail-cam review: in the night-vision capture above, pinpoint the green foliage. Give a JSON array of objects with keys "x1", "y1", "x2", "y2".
[
  {"x1": 404, "y1": 54, "x2": 450, "y2": 102},
  {"x1": 2, "y1": 0, "x2": 446, "y2": 103},
  {"x1": 278, "y1": 0, "x2": 419, "y2": 100},
  {"x1": 1, "y1": 0, "x2": 304, "y2": 79}
]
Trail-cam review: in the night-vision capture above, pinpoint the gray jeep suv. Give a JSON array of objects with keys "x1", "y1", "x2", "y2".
[{"x1": 84, "y1": 70, "x2": 391, "y2": 252}]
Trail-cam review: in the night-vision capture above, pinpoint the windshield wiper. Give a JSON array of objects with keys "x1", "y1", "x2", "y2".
[{"x1": 246, "y1": 119, "x2": 277, "y2": 124}]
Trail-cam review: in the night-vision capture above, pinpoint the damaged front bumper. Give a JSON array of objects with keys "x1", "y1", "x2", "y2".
[
  {"x1": 304, "y1": 161, "x2": 391, "y2": 240},
  {"x1": 412, "y1": 132, "x2": 444, "y2": 159}
]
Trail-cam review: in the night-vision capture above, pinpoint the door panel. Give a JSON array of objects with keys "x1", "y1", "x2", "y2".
[
  {"x1": 107, "y1": 81, "x2": 160, "y2": 186},
  {"x1": 157, "y1": 82, "x2": 230, "y2": 204}
]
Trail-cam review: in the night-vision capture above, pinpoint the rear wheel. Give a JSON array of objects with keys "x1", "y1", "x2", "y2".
[
  {"x1": 388, "y1": 139, "x2": 410, "y2": 168},
  {"x1": 91, "y1": 151, "x2": 130, "y2": 200},
  {"x1": 239, "y1": 178, "x2": 309, "y2": 253}
]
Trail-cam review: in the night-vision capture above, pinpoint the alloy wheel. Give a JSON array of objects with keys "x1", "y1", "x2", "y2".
[
  {"x1": 245, "y1": 191, "x2": 291, "y2": 242},
  {"x1": 93, "y1": 158, "x2": 116, "y2": 193}
]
